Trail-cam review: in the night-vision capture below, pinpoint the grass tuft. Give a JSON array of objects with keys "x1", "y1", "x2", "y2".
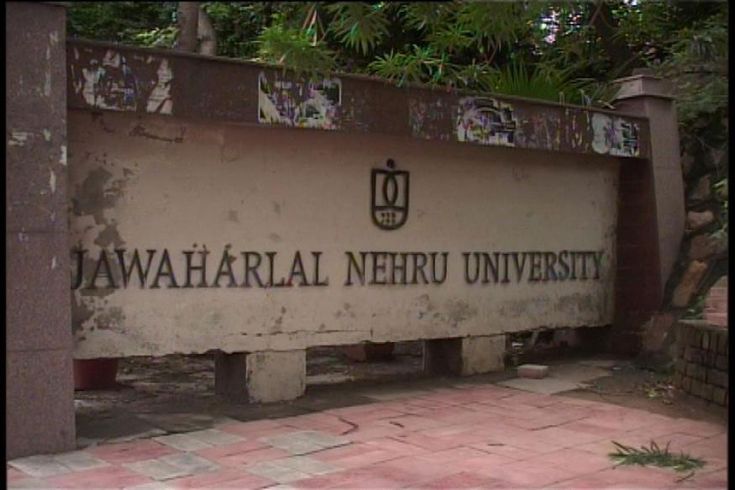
[{"x1": 609, "y1": 440, "x2": 705, "y2": 480}]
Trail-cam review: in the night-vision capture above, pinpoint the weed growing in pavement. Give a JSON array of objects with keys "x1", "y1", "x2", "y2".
[{"x1": 609, "y1": 440, "x2": 705, "y2": 481}]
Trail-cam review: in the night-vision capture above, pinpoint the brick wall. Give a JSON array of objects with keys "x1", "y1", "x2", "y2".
[{"x1": 673, "y1": 321, "x2": 728, "y2": 406}]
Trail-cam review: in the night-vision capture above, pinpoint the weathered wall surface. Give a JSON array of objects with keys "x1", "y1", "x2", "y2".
[
  {"x1": 69, "y1": 110, "x2": 619, "y2": 358},
  {"x1": 66, "y1": 41, "x2": 649, "y2": 161}
]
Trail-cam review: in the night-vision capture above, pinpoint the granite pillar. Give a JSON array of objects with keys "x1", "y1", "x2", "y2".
[{"x1": 6, "y1": 1, "x2": 75, "y2": 458}]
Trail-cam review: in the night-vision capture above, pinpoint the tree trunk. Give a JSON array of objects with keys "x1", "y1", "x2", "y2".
[
  {"x1": 176, "y1": 2, "x2": 199, "y2": 52},
  {"x1": 198, "y1": 4, "x2": 217, "y2": 56}
]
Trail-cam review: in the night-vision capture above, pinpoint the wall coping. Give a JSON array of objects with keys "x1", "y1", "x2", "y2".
[{"x1": 67, "y1": 38, "x2": 652, "y2": 160}]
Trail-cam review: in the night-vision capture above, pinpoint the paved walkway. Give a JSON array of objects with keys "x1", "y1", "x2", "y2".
[{"x1": 8, "y1": 383, "x2": 727, "y2": 489}]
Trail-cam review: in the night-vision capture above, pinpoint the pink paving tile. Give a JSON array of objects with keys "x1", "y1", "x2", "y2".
[
  {"x1": 575, "y1": 433, "x2": 685, "y2": 460},
  {"x1": 401, "y1": 396, "x2": 461, "y2": 410},
  {"x1": 583, "y1": 409, "x2": 672, "y2": 432},
  {"x1": 294, "y1": 467, "x2": 397, "y2": 489},
  {"x1": 468, "y1": 441, "x2": 541, "y2": 461},
  {"x1": 526, "y1": 447, "x2": 615, "y2": 475},
  {"x1": 659, "y1": 418, "x2": 726, "y2": 438},
  {"x1": 558, "y1": 420, "x2": 627, "y2": 438},
  {"x1": 451, "y1": 452, "x2": 518, "y2": 475},
  {"x1": 168, "y1": 467, "x2": 273, "y2": 488},
  {"x1": 363, "y1": 437, "x2": 431, "y2": 457},
  {"x1": 46, "y1": 465, "x2": 153, "y2": 488},
  {"x1": 462, "y1": 402, "x2": 548, "y2": 420},
  {"x1": 501, "y1": 415, "x2": 573, "y2": 431},
  {"x1": 388, "y1": 432, "x2": 465, "y2": 452},
  {"x1": 370, "y1": 401, "x2": 435, "y2": 415},
  {"x1": 88, "y1": 439, "x2": 178, "y2": 464},
  {"x1": 580, "y1": 465, "x2": 681, "y2": 488},
  {"x1": 488, "y1": 392, "x2": 562, "y2": 408},
  {"x1": 418, "y1": 423, "x2": 479, "y2": 439},
  {"x1": 7, "y1": 467, "x2": 28, "y2": 482},
  {"x1": 480, "y1": 429, "x2": 567, "y2": 454},
  {"x1": 217, "y1": 446, "x2": 291, "y2": 467},
  {"x1": 310, "y1": 443, "x2": 369, "y2": 463},
  {"x1": 324, "y1": 405, "x2": 405, "y2": 423},
  {"x1": 527, "y1": 426, "x2": 612, "y2": 447},
  {"x1": 342, "y1": 423, "x2": 403, "y2": 443},
  {"x1": 327, "y1": 448, "x2": 404, "y2": 470},
  {"x1": 418, "y1": 427, "x2": 507, "y2": 448},
  {"x1": 278, "y1": 413, "x2": 358, "y2": 434},
  {"x1": 194, "y1": 439, "x2": 270, "y2": 460},
  {"x1": 653, "y1": 432, "x2": 708, "y2": 453},
  {"x1": 287, "y1": 473, "x2": 345, "y2": 488},
  {"x1": 684, "y1": 433, "x2": 728, "y2": 459},
  {"x1": 418, "y1": 405, "x2": 496, "y2": 425},
  {"x1": 209, "y1": 474, "x2": 280, "y2": 488},
  {"x1": 360, "y1": 459, "x2": 451, "y2": 487},
  {"x1": 414, "y1": 446, "x2": 489, "y2": 464},
  {"x1": 475, "y1": 459, "x2": 578, "y2": 487},
  {"x1": 378, "y1": 414, "x2": 449, "y2": 432},
  {"x1": 680, "y1": 469, "x2": 728, "y2": 489},
  {"x1": 417, "y1": 471, "x2": 508, "y2": 489}
]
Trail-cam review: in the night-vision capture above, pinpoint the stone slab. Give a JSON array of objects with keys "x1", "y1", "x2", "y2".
[
  {"x1": 269, "y1": 456, "x2": 341, "y2": 476},
  {"x1": 245, "y1": 461, "x2": 311, "y2": 484},
  {"x1": 8, "y1": 455, "x2": 71, "y2": 479},
  {"x1": 158, "y1": 453, "x2": 219, "y2": 474},
  {"x1": 497, "y1": 377, "x2": 583, "y2": 395},
  {"x1": 152, "y1": 434, "x2": 212, "y2": 452},
  {"x1": 124, "y1": 460, "x2": 190, "y2": 481},
  {"x1": 247, "y1": 350, "x2": 306, "y2": 404},
  {"x1": 185, "y1": 429, "x2": 245, "y2": 446},
  {"x1": 52, "y1": 451, "x2": 110, "y2": 472},
  {"x1": 261, "y1": 431, "x2": 349, "y2": 455}
]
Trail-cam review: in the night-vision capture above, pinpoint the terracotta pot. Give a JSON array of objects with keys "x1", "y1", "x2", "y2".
[
  {"x1": 74, "y1": 358, "x2": 119, "y2": 390},
  {"x1": 341, "y1": 342, "x2": 395, "y2": 362}
]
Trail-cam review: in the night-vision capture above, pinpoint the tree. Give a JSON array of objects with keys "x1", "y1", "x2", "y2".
[{"x1": 67, "y1": 1, "x2": 728, "y2": 109}]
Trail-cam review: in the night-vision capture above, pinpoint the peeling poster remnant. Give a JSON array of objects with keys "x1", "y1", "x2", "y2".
[
  {"x1": 258, "y1": 72, "x2": 341, "y2": 130},
  {"x1": 71, "y1": 48, "x2": 172, "y2": 114},
  {"x1": 591, "y1": 113, "x2": 640, "y2": 157},
  {"x1": 456, "y1": 97, "x2": 518, "y2": 147}
]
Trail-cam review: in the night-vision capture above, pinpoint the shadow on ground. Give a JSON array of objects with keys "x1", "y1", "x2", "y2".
[{"x1": 75, "y1": 344, "x2": 726, "y2": 449}]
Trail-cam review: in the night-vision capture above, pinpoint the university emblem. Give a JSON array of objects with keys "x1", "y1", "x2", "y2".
[{"x1": 371, "y1": 159, "x2": 409, "y2": 230}]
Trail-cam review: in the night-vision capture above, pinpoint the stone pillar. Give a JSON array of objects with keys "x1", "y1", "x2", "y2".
[
  {"x1": 6, "y1": 2, "x2": 75, "y2": 458},
  {"x1": 215, "y1": 350, "x2": 306, "y2": 403},
  {"x1": 611, "y1": 72, "x2": 685, "y2": 355},
  {"x1": 614, "y1": 73, "x2": 686, "y2": 295},
  {"x1": 424, "y1": 336, "x2": 505, "y2": 376},
  {"x1": 246, "y1": 351, "x2": 306, "y2": 403}
]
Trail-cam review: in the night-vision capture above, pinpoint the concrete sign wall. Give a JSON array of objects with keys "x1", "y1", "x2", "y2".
[{"x1": 69, "y1": 110, "x2": 618, "y2": 359}]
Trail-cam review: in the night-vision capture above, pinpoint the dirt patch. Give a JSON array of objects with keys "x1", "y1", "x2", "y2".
[{"x1": 561, "y1": 362, "x2": 728, "y2": 425}]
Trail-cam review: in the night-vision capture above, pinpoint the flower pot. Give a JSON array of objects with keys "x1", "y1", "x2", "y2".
[
  {"x1": 74, "y1": 358, "x2": 119, "y2": 390},
  {"x1": 341, "y1": 342, "x2": 395, "y2": 362}
]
